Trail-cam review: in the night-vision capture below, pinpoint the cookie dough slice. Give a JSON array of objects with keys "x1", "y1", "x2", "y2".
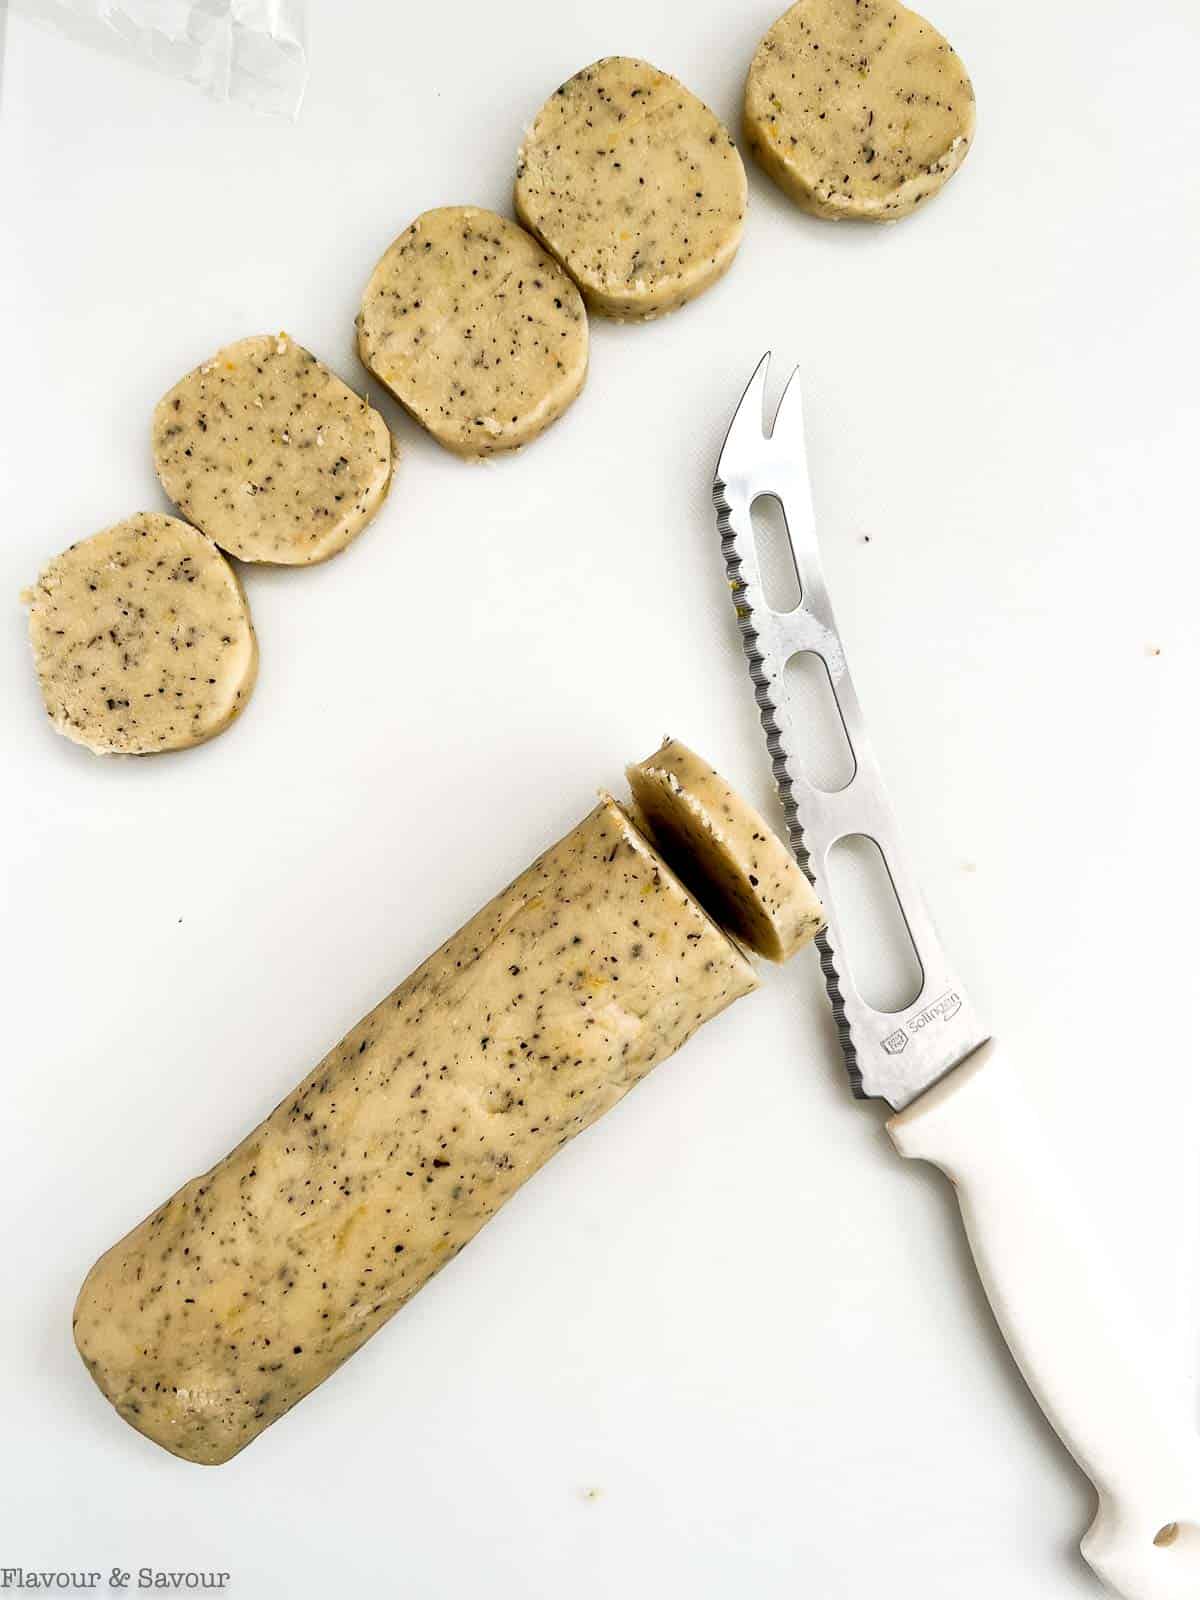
[
  {"x1": 515, "y1": 56, "x2": 747, "y2": 320},
  {"x1": 744, "y1": 0, "x2": 975, "y2": 221},
  {"x1": 627, "y1": 737, "x2": 824, "y2": 961},
  {"x1": 153, "y1": 334, "x2": 393, "y2": 565},
  {"x1": 24, "y1": 513, "x2": 257, "y2": 755},
  {"x1": 357, "y1": 206, "x2": 588, "y2": 457}
]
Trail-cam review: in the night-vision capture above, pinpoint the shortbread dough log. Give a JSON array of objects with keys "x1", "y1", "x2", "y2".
[
  {"x1": 628, "y1": 738, "x2": 824, "y2": 962},
  {"x1": 74, "y1": 796, "x2": 758, "y2": 1464},
  {"x1": 744, "y1": 0, "x2": 975, "y2": 221},
  {"x1": 152, "y1": 334, "x2": 393, "y2": 565},
  {"x1": 515, "y1": 56, "x2": 747, "y2": 320},
  {"x1": 357, "y1": 206, "x2": 588, "y2": 457},
  {"x1": 24, "y1": 513, "x2": 257, "y2": 756}
]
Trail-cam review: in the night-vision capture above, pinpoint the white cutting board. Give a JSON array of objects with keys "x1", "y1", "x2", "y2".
[{"x1": 1, "y1": 2, "x2": 1197, "y2": 1595}]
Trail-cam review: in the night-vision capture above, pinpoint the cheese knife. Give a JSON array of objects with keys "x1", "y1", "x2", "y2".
[{"x1": 713, "y1": 354, "x2": 1199, "y2": 1599}]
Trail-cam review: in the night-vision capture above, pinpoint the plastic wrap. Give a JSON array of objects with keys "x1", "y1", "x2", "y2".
[{"x1": 10, "y1": 0, "x2": 309, "y2": 118}]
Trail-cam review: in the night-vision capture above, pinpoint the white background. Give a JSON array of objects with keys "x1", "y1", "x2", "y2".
[{"x1": 2, "y1": 1, "x2": 1198, "y2": 1594}]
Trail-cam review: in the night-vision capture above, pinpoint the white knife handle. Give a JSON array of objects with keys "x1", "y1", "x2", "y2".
[{"x1": 888, "y1": 1040, "x2": 1200, "y2": 1599}]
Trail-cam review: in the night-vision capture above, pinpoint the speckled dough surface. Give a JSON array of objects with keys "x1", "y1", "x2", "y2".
[
  {"x1": 356, "y1": 206, "x2": 588, "y2": 457},
  {"x1": 74, "y1": 797, "x2": 757, "y2": 1463},
  {"x1": 744, "y1": 0, "x2": 975, "y2": 221},
  {"x1": 152, "y1": 334, "x2": 393, "y2": 565},
  {"x1": 24, "y1": 513, "x2": 257, "y2": 756},
  {"x1": 515, "y1": 56, "x2": 747, "y2": 320},
  {"x1": 628, "y1": 738, "x2": 824, "y2": 962}
]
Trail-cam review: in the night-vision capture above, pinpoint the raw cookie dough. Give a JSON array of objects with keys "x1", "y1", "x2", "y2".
[
  {"x1": 743, "y1": 0, "x2": 975, "y2": 221},
  {"x1": 24, "y1": 512, "x2": 257, "y2": 756},
  {"x1": 515, "y1": 56, "x2": 747, "y2": 320},
  {"x1": 628, "y1": 737, "x2": 824, "y2": 961},
  {"x1": 357, "y1": 206, "x2": 588, "y2": 457},
  {"x1": 153, "y1": 334, "x2": 393, "y2": 565},
  {"x1": 74, "y1": 794, "x2": 757, "y2": 1464}
]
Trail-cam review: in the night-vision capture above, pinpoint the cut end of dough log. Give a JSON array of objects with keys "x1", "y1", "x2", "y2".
[
  {"x1": 25, "y1": 513, "x2": 257, "y2": 756},
  {"x1": 515, "y1": 56, "x2": 747, "y2": 320},
  {"x1": 152, "y1": 333, "x2": 394, "y2": 565},
  {"x1": 627, "y1": 737, "x2": 824, "y2": 961},
  {"x1": 357, "y1": 206, "x2": 589, "y2": 457},
  {"x1": 744, "y1": 0, "x2": 975, "y2": 221}
]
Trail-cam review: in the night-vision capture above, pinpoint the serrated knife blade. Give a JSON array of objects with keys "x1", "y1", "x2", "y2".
[
  {"x1": 713, "y1": 352, "x2": 987, "y2": 1108},
  {"x1": 710, "y1": 354, "x2": 1200, "y2": 1600}
]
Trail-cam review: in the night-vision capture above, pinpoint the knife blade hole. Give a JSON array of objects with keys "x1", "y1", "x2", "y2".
[
  {"x1": 826, "y1": 834, "x2": 924, "y2": 1013},
  {"x1": 782, "y1": 651, "x2": 856, "y2": 792},
  {"x1": 750, "y1": 494, "x2": 802, "y2": 613}
]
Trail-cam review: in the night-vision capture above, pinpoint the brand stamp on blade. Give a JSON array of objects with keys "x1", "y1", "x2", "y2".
[
  {"x1": 911, "y1": 991, "x2": 962, "y2": 1029},
  {"x1": 880, "y1": 992, "x2": 962, "y2": 1054}
]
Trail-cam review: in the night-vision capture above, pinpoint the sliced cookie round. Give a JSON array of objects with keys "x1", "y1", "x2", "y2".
[
  {"x1": 357, "y1": 206, "x2": 588, "y2": 458},
  {"x1": 744, "y1": 0, "x2": 975, "y2": 221},
  {"x1": 627, "y1": 737, "x2": 824, "y2": 962},
  {"x1": 515, "y1": 56, "x2": 747, "y2": 320},
  {"x1": 153, "y1": 334, "x2": 393, "y2": 565},
  {"x1": 25, "y1": 513, "x2": 257, "y2": 756}
]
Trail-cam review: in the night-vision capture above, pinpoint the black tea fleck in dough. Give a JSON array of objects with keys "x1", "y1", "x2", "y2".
[
  {"x1": 73, "y1": 795, "x2": 763, "y2": 1463},
  {"x1": 152, "y1": 334, "x2": 394, "y2": 565},
  {"x1": 628, "y1": 737, "x2": 824, "y2": 961},
  {"x1": 356, "y1": 206, "x2": 588, "y2": 457},
  {"x1": 515, "y1": 56, "x2": 747, "y2": 320},
  {"x1": 744, "y1": 0, "x2": 975, "y2": 221},
  {"x1": 24, "y1": 512, "x2": 257, "y2": 756}
]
